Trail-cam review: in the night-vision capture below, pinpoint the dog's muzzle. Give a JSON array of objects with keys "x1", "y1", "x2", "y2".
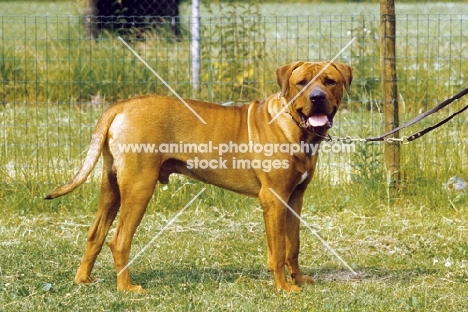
[
  {"x1": 306, "y1": 89, "x2": 332, "y2": 129},
  {"x1": 278, "y1": 93, "x2": 332, "y2": 133}
]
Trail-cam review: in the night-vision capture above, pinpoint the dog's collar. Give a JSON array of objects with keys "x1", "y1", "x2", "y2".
[{"x1": 277, "y1": 93, "x2": 310, "y2": 132}]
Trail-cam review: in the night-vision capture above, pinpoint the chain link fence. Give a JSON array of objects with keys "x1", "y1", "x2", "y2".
[{"x1": 1, "y1": 1, "x2": 467, "y2": 188}]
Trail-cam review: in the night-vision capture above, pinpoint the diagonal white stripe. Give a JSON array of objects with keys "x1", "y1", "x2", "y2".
[
  {"x1": 268, "y1": 187, "x2": 358, "y2": 276},
  {"x1": 117, "y1": 188, "x2": 206, "y2": 277},
  {"x1": 268, "y1": 37, "x2": 357, "y2": 125},
  {"x1": 118, "y1": 36, "x2": 207, "y2": 124}
]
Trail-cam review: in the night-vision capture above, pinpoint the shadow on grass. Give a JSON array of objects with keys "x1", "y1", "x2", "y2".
[
  {"x1": 132, "y1": 265, "x2": 270, "y2": 288},
  {"x1": 312, "y1": 266, "x2": 441, "y2": 285},
  {"x1": 128, "y1": 265, "x2": 441, "y2": 289}
]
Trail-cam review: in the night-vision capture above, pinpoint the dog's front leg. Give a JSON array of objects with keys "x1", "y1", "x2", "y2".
[
  {"x1": 285, "y1": 183, "x2": 315, "y2": 286},
  {"x1": 259, "y1": 188, "x2": 300, "y2": 292}
]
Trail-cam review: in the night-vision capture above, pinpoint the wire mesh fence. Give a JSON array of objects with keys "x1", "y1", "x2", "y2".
[
  {"x1": 83, "y1": 0, "x2": 182, "y2": 40},
  {"x1": 1, "y1": 1, "x2": 467, "y2": 189}
]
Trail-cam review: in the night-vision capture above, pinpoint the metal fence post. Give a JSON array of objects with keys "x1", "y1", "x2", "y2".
[
  {"x1": 191, "y1": 0, "x2": 200, "y2": 95},
  {"x1": 380, "y1": 0, "x2": 400, "y2": 187}
]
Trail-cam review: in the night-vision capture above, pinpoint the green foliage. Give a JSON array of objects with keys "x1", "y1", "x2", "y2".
[
  {"x1": 351, "y1": 143, "x2": 384, "y2": 184},
  {"x1": 348, "y1": 13, "x2": 381, "y2": 110},
  {"x1": 201, "y1": 1, "x2": 266, "y2": 102}
]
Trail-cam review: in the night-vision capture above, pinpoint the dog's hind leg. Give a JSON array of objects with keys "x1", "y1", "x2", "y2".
[
  {"x1": 109, "y1": 163, "x2": 159, "y2": 293},
  {"x1": 75, "y1": 148, "x2": 121, "y2": 285}
]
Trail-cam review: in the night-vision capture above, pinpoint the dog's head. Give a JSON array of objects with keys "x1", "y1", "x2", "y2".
[{"x1": 275, "y1": 61, "x2": 353, "y2": 134}]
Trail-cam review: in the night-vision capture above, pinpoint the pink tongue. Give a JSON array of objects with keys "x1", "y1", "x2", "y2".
[{"x1": 308, "y1": 115, "x2": 328, "y2": 127}]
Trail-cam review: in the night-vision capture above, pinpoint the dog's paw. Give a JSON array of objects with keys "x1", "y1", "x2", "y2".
[
  {"x1": 293, "y1": 275, "x2": 315, "y2": 285},
  {"x1": 276, "y1": 283, "x2": 301, "y2": 292},
  {"x1": 75, "y1": 275, "x2": 97, "y2": 285},
  {"x1": 118, "y1": 284, "x2": 146, "y2": 294}
]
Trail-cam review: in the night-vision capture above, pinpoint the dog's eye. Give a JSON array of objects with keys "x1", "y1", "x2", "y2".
[
  {"x1": 325, "y1": 78, "x2": 336, "y2": 86},
  {"x1": 297, "y1": 79, "x2": 308, "y2": 87}
]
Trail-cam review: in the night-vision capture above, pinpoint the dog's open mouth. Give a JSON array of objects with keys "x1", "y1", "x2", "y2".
[{"x1": 301, "y1": 114, "x2": 332, "y2": 131}]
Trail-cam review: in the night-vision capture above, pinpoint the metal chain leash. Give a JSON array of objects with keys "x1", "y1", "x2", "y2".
[
  {"x1": 320, "y1": 86, "x2": 468, "y2": 145},
  {"x1": 320, "y1": 134, "x2": 410, "y2": 144}
]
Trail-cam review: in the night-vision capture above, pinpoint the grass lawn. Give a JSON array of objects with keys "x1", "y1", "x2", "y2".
[{"x1": 1, "y1": 179, "x2": 468, "y2": 310}]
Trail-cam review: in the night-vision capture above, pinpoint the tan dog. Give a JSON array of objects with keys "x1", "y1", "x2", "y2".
[{"x1": 46, "y1": 61, "x2": 352, "y2": 293}]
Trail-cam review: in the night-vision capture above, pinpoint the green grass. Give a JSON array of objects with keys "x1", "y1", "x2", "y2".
[
  {"x1": 0, "y1": 96, "x2": 467, "y2": 311},
  {"x1": 1, "y1": 1, "x2": 468, "y2": 310},
  {"x1": 1, "y1": 180, "x2": 468, "y2": 310}
]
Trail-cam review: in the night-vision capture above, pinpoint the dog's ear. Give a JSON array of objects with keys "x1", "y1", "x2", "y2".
[
  {"x1": 330, "y1": 62, "x2": 353, "y2": 95},
  {"x1": 275, "y1": 61, "x2": 305, "y2": 97}
]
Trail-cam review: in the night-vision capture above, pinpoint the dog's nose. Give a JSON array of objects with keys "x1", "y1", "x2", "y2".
[{"x1": 309, "y1": 89, "x2": 326, "y2": 105}]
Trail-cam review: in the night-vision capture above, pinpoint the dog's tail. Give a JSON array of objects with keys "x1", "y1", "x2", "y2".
[{"x1": 45, "y1": 107, "x2": 118, "y2": 199}]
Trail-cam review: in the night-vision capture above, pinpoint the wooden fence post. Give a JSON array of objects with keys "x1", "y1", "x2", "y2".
[{"x1": 380, "y1": 0, "x2": 400, "y2": 187}]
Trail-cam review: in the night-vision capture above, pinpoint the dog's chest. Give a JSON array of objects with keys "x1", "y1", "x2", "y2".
[{"x1": 298, "y1": 172, "x2": 308, "y2": 185}]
